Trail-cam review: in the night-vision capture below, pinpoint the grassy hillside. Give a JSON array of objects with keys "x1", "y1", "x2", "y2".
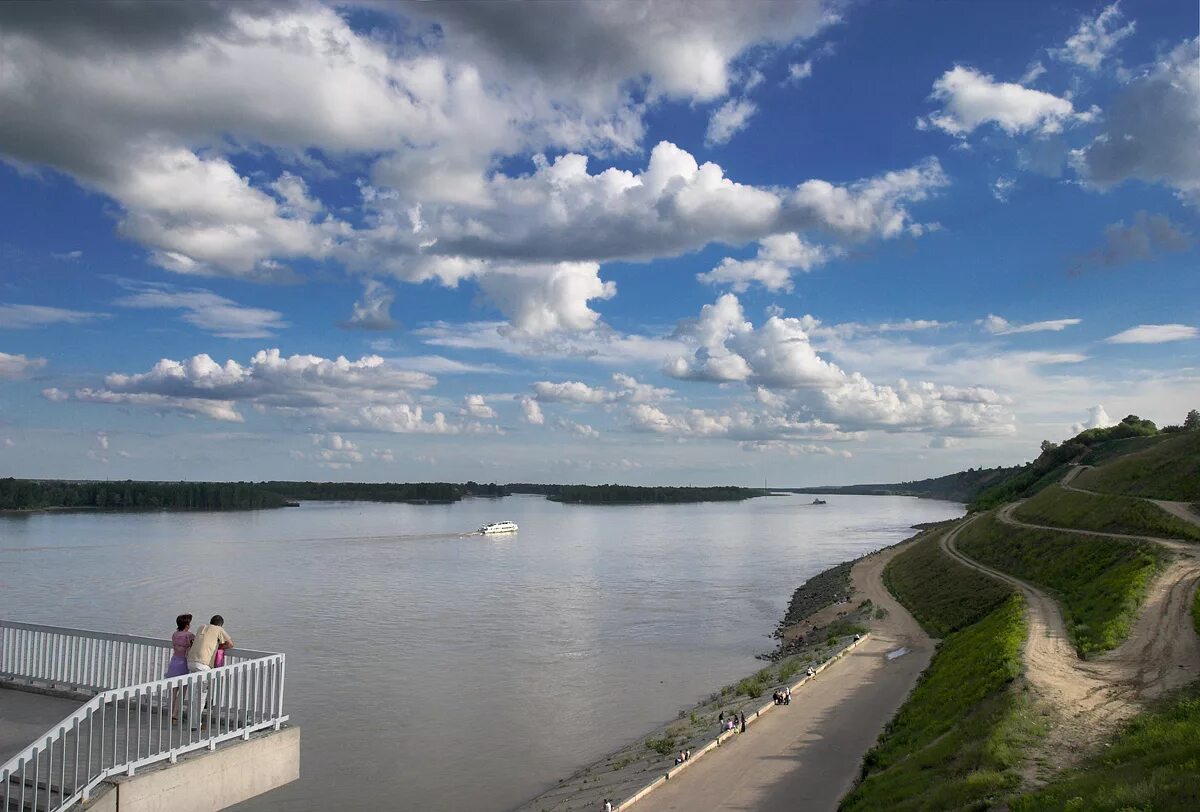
[
  {"x1": 883, "y1": 528, "x2": 1014, "y2": 637},
  {"x1": 841, "y1": 595, "x2": 1035, "y2": 811},
  {"x1": 969, "y1": 415, "x2": 1174, "y2": 511},
  {"x1": 957, "y1": 513, "x2": 1164, "y2": 656},
  {"x1": 1072, "y1": 430, "x2": 1200, "y2": 501},
  {"x1": 1014, "y1": 484, "x2": 1200, "y2": 541},
  {"x1": 1079, "y1": 433, "x2": 1176, "y2": 466},
  {"x1": 1010, "y1": 682, "x2": 1200, "y2": 812},
  {"x1": 794, "y1": 416, "x2": 1196, "y2": 512}
]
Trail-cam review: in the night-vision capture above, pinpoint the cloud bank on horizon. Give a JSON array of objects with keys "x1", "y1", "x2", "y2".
[{"x1": 0, "y1": 0, "x2": 1197, "y2": 484}]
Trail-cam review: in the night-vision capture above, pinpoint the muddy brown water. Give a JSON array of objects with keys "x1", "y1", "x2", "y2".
[{"x1": 0, "y1": 494, "x2": 961, "y2": 811}]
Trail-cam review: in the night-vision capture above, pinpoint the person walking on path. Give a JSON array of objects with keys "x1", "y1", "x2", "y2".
[
  {"x1": 165, "y1": 613, "x2": 194, "y2": 724},
  {"x1": 187, "y1": 614, "x2": 234, "y2": 727},
  {"x1": 739, "y1": 711, "x2": 746, "y2": 733}
]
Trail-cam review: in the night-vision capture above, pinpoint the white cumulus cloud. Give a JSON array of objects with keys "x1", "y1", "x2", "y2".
[
  {"x1": 63, "y1": 349, "x2": 471, "y2": 435},
  {"x1": 705, "y1": 98, "x2": 757, "y2": 146},
  {"x1": 978, "y1": 314, "x2": 1082, "y2": 335},
  {"x1": 786, "y1": 60, "x2": 814, "y2": 84},
  {"x1": 698, "y1": 233, "x2": 839, "y2": 292},
  {"x1": 519, "y1": 396, "x2": 545, "y2": 425},
  {"x1": 1105, "y1": 324, "x2": 1198, "y2": 344},
  {"x1": 1070, "y1": 39, "x2": 1200, "y2": 205},
  {"x1": 666, "y1": 294, "x2": 1014, "y2": 436},
  {"x1": 0, "y1": 351, "x2": 47, "y2": 379},
  {"x1": 1070, "y1": 404, "x2": 1116, "y2": 435},
  {"x1": 0, "y1": 304, "x2": 106, "y2": 329},
  {"x1": 555, "y1": 417, "x2": 600, "y2": 439},
  {"x1": 1053, "y1": 2, "x2": 1135, "y2": 72},
  {"x1": 920, "y1": 66, "x2": 1078, "y2": 136},
  {"x1": 463, "y1": 394, "x2": 497, "y2": 419},
  {"x1": 340, "y1": 280, "x2": 397, "y2": 331},
  {"x1": 116, "y1": 283, "x2": 287, "y2": 338},
  {"x1": 475, "y1": 262, "x2": 616, "y2": 335}
]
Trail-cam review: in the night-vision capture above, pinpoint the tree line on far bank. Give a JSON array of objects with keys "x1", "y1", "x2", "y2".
[
  {"x1": 0, "y1": 479, "x2": 508, "y2": 511},
  {"x1": 0, "y1": 478, "x2": 765, "y2": 511}
]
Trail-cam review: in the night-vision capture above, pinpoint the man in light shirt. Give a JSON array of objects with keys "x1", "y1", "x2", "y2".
[{"x1": 187, "y1": 614, "x2": 234, "y2": 726}]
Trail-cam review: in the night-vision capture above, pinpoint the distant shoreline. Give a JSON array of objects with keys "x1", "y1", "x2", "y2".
[{"x1": 2, "y1": 478, "x2": 768, "y2": 512}]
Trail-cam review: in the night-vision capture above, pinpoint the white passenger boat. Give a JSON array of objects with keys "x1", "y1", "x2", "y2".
[{"x1": 479, "y1": 520, "x2": 518, "y2": 535}]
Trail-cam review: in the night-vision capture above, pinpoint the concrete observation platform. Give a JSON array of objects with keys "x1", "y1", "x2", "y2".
[{"x1": 1, "y1": 683, "x2": 298, "y2": 812}]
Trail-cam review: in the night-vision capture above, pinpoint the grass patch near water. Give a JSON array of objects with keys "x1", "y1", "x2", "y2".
[
  {"x1": 841, "y1": 595, "x2": 1036, "y2": 812},
  {"x1": 1014, "y1": 484, "x2": 1200, "y2": 541},
  {"x1": 883, "y1": 527, "x2": 1014, "y2": 637},
  {"x1": 1009, "y1": 682, "x2": 1200, "y2": 812},
  {"x1": 957, "y1": 513, "x2": 1164, "y2": 656}
]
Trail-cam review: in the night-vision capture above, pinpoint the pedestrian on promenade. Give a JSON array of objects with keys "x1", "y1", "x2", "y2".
[
  {"x1": 165, "y1": 613, "x2": 194, "y2": 724},
  {"x1": 604, "y1": 799, "x2": 613, "y2": 812},
  {"x1": 187, "y1": 614, "x2": 234, "y2": 727},
  {"x1": 739, "y1": 712, "x2": 746, "y2": 733}
]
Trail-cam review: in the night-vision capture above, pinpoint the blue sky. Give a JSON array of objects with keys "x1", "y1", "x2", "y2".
[{"x1": 0, "y1": 1, "x2": 1197, "y2": 485}]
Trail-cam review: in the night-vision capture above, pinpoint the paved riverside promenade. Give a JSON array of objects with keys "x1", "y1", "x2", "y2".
[{"x1": 635, "y1": 542, "x2": 934, "y2": 812}]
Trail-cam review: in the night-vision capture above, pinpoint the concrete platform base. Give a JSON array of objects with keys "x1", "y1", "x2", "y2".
[{"x1": 82, "y1": 726, "x2": 300, "y2": 812}]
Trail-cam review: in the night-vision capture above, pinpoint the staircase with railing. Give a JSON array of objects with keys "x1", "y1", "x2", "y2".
[{"x1": 1, "y1": 621, "x2": 289, "y2": 812}]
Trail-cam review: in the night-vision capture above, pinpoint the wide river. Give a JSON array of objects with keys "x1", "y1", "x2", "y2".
[{"x1": 0, "y1": 493, "x2": 961, "y2": 810}]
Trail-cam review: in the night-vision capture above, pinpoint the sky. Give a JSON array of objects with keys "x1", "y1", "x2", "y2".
[{"x1": 0, "y1": 0, "x2": 1197, "y2": 487}]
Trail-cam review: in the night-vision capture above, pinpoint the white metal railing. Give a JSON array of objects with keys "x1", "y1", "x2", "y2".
[
  {"x1": 0, "y1": 621, "x2": 274, "y2": 694},
  {"x1": 1, "y1": 622, "x2": 287, "y2": 812}
]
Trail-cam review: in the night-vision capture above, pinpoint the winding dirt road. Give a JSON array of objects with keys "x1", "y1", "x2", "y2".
[{"x1": 942, "y1": 473, "x2": 1200, "y2": 778}]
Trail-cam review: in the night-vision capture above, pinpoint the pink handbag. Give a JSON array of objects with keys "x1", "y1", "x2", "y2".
[{"x1": 214, "y1": 648, "x2": 225, "y2": 667}]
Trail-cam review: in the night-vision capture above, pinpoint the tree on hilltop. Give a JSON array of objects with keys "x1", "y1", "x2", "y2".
[{"x1": 1185, "y1": 409, "x2": 1200, "y2": 431}]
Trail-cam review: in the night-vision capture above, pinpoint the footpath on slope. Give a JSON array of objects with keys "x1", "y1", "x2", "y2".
[
  {"x1": 635, "y1": 539, "x2": 935, "y2": 812},
  {"x1": 942, "y1": 478, "x2": 1200, "y2": 780}
]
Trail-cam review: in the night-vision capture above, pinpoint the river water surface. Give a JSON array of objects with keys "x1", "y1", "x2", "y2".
[{"x1": 0, "y1": 493, "x2": 961, "y2": 811}]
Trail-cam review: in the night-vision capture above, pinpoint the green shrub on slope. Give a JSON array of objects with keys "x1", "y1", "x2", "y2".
[
  {"x1": 1193, "y1": 585, "x2": 1200, "y2": 637},
  {"x1": 1010, "y1": 682, "x2": 1200, "y2": 812},
  {"x1": 841, "y1": 595, "x2": 1034, "y2": 812},
  {"x1": 1014, "y1": 484, "x2": 1200, "y2": 541},
  {"x1": 957, "y1": 514, "x2": 1164, "y2": 656},
  {"x1": 1072, "y1": 431, "x2": 1200, "y2": 501},
  {"x1": 883, "y1": 529, "x2": 1013, "y2": 637},
  {"x1": 1079, "y1": 433, "x2": 1175, "y2": 466}
]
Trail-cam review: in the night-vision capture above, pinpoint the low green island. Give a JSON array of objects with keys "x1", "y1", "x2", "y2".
[{"x1": 547, "y1": 484, "x2": 767, "y2": 504}]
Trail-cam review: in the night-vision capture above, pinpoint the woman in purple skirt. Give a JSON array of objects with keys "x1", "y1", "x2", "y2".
[{"x1": 166, "y1": 613, "x2": 194, "y2": 724}]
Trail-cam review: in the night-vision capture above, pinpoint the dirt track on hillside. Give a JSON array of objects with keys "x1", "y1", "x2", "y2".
[{"x1": 942, "y1": 484, "x2": 1200, "y2": 781}]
